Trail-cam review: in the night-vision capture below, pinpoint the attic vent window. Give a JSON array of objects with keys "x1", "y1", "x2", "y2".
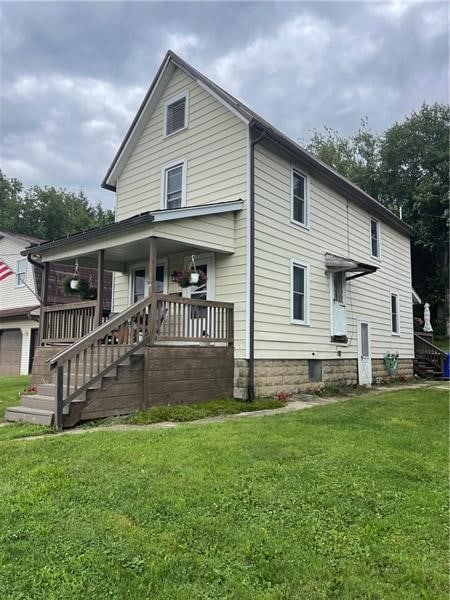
[{"x1": 165, "y1": 92, "x2": 188, "y2": 136}]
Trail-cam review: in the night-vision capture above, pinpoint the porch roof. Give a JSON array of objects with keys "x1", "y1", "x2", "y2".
[
  {"x1": 324, "y1": 253, "x2": 378, "y2": 281},
  {"x1": 21, "y1": 200, "x2": 243, "y2": 271}
]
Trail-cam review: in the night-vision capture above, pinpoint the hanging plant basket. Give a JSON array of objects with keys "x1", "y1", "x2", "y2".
[
  {"x1": 63, "y1": 277, "x2": 97, "y2": 300},
  {"x1": 174, "y1": 270, "x2": 207, "y2": 288}
]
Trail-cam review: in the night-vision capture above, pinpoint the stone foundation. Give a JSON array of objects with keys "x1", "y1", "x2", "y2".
[
  {"x1": 234, "y1": 358, "x2": 358, "y2": 398},
  {"x1": 371, "y1": 357, "x2": 414, "y2": 383},
  {"x1": 233, "y1": 356, "x2": 414, "y2": 398}
]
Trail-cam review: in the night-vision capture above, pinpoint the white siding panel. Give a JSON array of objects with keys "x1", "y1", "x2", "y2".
[
  {"x1": 253, "y1": 143, "x2": 414, "y2": 361},
  {"x1": 113, "y1": 67, "x2": 248, "y2": 356}
]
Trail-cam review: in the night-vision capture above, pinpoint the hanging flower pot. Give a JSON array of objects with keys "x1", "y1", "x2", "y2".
[
  {"x1": 189, "y1": 272, "x2": 200, "y2": 285},
  {"x1": 70, "y1": 278, "x2": 80, "y2": 290}
]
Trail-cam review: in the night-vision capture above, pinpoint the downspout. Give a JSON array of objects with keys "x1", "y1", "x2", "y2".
[{"x1": 247, "y1": 128, "x2": 266, "y2": 401}]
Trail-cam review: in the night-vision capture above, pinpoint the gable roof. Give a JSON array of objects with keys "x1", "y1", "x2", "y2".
[{"x1": 102, "y1": 50, "x2": 411, "y2": 236}]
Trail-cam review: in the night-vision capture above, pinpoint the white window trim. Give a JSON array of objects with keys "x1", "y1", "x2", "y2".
[
  {"x1": 290, "y1": 258, "x2": 310, "y2": 326},
  {"x1": 370, "y1": 218, "x2": 381, "y2": 260},
  {"x1": 290, "y1": 167, "x2": 310, "y2": 230},
  {"x1": 15, "y1": 259, "x2": 27, "y2": 288},
  {"x1": 163, "y1": 90, "x2": 189, "y2": 138},
  {"x1": 128, "y1": 259, "x2": 169, "y2": 305},
  {"x1": 160, "y1": 159, "x2": 187, "y2": 210},
  {"x1": 390, "y1": 290, "x2": 400, "y2": 336}
]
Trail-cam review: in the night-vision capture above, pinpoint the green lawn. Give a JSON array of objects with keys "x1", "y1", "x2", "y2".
[
  {"x1": 0, "y1": 375, "x2": 30, "y2": 419},
  {"x1": 0, "y1": 388, "x2": 448, "y2": 599}
]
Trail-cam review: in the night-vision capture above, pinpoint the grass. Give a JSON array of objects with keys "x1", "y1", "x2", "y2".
[
  {"x1": 82, "y1": 397, "x2": 284, "y2": 428},
  {"x1": 0, "y1": 375, "x2": 30, "y2": 419},
  {"x1": 0, "y1": 387, "x2": 448, "y2": 599}
]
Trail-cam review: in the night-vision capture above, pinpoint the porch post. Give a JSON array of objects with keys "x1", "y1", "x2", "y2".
[
  {"x1": 148, "y1": 236, "x2": 157, "y2": 343},
  {"x1": 38, "y1": 261, "x2": 50, "y2": 345},
  {"x1": 148, "y1": 236, "x2": 157, "y2": 297},
  {"x1": 95, "y1": 249, "x2": 105, "y2": 326}
]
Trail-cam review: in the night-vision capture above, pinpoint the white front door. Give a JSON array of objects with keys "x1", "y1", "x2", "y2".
[
  {"x1": 183, "y1": 255, "x2": 215, "y2": 337},
  {"x1": 357, "y1": 318, "x2": 372, "y2": 386},
  {"x1": 332, "y1": 271, "x2": 346, "y2": 336}
]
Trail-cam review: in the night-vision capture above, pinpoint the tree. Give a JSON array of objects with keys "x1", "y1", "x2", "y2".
[
  {"x1": 307, "y1": 103, "x2": 449, "y2": 322},
  {"x1": 0, "y1": 171, "x2": 114, "y2": 240}
]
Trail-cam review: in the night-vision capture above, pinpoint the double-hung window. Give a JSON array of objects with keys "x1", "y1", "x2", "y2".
[
  {"x1": 164, "y1": 92, "x2": 188, "y2": 136},
  {"x1": 291, "y1": 259, "x2": 309, "y2": 325},
  {"x1": 163, "y1": 162, "x2": 185, "y2": 209},
  {"x1": 391, "y1": 292, "x2": 400, "y2": 335},
  {"x1": 370, "y1": 218, "x2": 380, "y2": 259},
  {"x1": 16, "y1": 259, "x2": 27, "y2": 287},
  {"x1": 292, "y1": 170, "x2": 308, "y2": 227}
]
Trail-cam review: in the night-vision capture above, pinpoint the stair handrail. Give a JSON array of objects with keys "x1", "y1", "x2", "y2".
[
  {"x1": 414, "y1": 333, "x2": 446, "y2": 372},
  {"x1": 48, "y1": 295, "x2": 154, "y2": 367}
]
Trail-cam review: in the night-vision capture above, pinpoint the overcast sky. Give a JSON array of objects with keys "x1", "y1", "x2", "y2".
[{"x1": 1, "y1": 1, "x2": 448, "y2": 209}]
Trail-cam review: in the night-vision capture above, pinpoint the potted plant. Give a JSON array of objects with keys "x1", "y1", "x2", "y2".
[
  {"x1": 63, "y1": 277, "x2": 97, "y2": 300},
  {"x1": 70, "y1": 276, "x2": 80, "y2": 290},
  {"x1": 174, "y1": 270, "x2": 207, "y2": 288}
]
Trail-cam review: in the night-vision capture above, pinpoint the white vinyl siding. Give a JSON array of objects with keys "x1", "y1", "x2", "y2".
[
  {"x1": 15, "y1": 259, "x2": 27, "y2": 287},
  {"x1": 253, "y1": 142, "x2": 414, "y2": 360},
  {"x1": 114, "y1": 67, "x2": 248, "y2": 356},
  {"x1": 0, "y1": 237, "x2": 37, "y2": 311},
  {"x1": 291, "y1": 169, "x2": 308, "y2": 227},
  {"x1": 370, "y1": 218, "x2": 380, "y2": 259},
  {"x1": 391, "y1": 292, "x2": 400, "y2": 335}
]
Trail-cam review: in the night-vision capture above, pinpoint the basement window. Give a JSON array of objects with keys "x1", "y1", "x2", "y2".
[
  {"x1": 164, "y1": 92, "x2": 188, "y2": 136},
  {"x1": 308, "y1": 360, "x2": 322, "y2": 383}
]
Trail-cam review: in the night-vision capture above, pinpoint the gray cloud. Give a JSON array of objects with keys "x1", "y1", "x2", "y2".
[{"x1": 0, "y1": 1, "x2": 447, "y2": 209}]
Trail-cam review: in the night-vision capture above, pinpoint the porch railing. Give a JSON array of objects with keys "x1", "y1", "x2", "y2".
[
  {"x1": 156, "y1": 294, "x2": 234, "y2": 343},
  {"x1": 48, "y1": 294, "x2": 234, "y2": 428},
  {"x1": 41, "y1": 301, "x2": 99, "y2": 344},
  {"x1": 414, "y1": 333, "x2": 446, "y2": 373}
]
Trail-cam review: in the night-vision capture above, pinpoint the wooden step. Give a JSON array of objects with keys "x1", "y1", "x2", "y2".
[
  {"x1": 5, "y1": 406, "x2": 54, "y2": 426},
  {"x1": 21, "y1": 394, "x2": 56, "y2": 411}
]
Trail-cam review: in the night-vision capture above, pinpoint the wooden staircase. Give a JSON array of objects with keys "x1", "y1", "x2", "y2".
[
  {"x1": 413, "y1": 333, "x2": 448, "y2": 380},
  {"x1": 5, "y1": 293, "x2": 234, "y2": 428},
  {"x1": 6, "y1": 350, "x2": 144, "y2": 427}
]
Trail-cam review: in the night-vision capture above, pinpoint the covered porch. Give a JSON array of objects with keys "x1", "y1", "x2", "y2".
[{"x1": 25, "y1": 201, "x2": 242, "y2": 347}]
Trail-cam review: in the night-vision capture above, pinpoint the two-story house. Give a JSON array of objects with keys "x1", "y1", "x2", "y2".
[{"x1": 7, "y1": 51, "x2": 414, "y2": 428}]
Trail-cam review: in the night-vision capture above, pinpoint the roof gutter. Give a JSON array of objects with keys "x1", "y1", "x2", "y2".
[
  {"x1": 247, "y1": 129, "x2": 266, "y2": 401},
  {"x1": 21, "y1": 213, "x2": 155, "y2": 257}
]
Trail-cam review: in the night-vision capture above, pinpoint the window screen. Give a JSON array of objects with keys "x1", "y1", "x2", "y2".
[
  {"x1": 292, "y1": 264, "x2": 306, "y2": 322},
  {"x1": 293, "y1": 171, "x2": 306, "y2": 225},
  {"x1": 165, "y1": 165, "x2": 183, "y2": 209},
  {"x1": 16, "y1": 259, "x2": 27, "y2": 286},
  {"x1": 391, "y1": 294, "x2": 399, "y2": 334},
  {"x1": 371, "y1": 219, "x2": 379, "y2": 258}
]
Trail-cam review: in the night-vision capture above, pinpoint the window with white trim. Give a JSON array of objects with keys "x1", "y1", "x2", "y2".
[
  {"x1": 165, "y1": 93, "x2": 187, "y2": 136},
  {"x1": 291, "y1": 260, "x2": 309, "y2": 324},
  {"x1": 164, "y1": 163, "x2": 184, "y2": 209},
  {"x1": 391, "y1": 292, "x2": 400, "y2": 334},
  {"x1": 16, "y1": 259, "x2": 27, "y2": 287},
  {"x1": 370, "y1": 218, "x2": 380, "y2": 258},
  {"x1": 292, "y1": 170, "x2": 308, "y2": 227}
]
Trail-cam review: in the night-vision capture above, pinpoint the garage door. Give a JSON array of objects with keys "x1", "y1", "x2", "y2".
[{"x1": 0, "y1": 329, "x2": 22, "y2": 375}]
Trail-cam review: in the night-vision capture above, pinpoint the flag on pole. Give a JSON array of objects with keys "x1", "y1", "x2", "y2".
[{"x1": 0, "y1": 260, "x2": 14, "y2": 282}]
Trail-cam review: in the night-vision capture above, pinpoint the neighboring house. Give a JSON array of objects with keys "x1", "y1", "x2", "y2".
[
  {"x1": 7, "y1": 51, "x2": 418, "y2": 427},
  {"x1": 0, "y1": 229, "x2": 112, "y2": 376}
]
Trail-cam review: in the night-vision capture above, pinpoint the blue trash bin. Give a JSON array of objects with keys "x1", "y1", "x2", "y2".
[{"x1": 444, "y1": 353, "x2": 450, "y2": 378}]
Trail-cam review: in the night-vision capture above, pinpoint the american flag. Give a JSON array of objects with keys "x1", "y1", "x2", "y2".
[{"x1": 0, "y1": 260, "x2": 13, "y2": 282}]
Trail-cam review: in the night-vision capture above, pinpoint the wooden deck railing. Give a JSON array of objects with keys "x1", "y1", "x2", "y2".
[
  {"x1": 156, "y1": 294, "x2": 234, "y2": 343},
  {"x1": 48, "y1": 294, "x2": 234, "y2": 429},
  {"x1": 41, "y1": 301, "x2": 99, "y2": 344},
  {"x1": 414, "y1": 333, "x2": 446, "y2": 372}
]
